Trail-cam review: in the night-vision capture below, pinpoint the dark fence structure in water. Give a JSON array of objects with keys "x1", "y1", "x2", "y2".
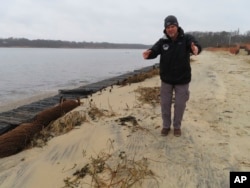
[{"x1": 0, "y1": 64, "x2": 159, "y2": 158}]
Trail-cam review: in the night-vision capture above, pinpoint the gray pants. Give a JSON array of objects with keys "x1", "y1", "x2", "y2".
[{"x1": 160, "y1": 82, "x2": 190, "y2": 129}]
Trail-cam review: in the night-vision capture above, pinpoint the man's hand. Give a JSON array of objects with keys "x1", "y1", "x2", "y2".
[
  {"x1": 191, "y1": 42, "x2": 198, "y2": 55},
  {"x1": 142, "y1": 50, "x2": 152, "y2": 59}
]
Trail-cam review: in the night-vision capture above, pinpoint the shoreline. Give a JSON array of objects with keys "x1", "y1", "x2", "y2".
[
  {"x1": 0, "y1": 51, "x2": 249, "y2": 187},
  {"x1": 0, "y1": 63, "x2": 159, "y2": 135}
]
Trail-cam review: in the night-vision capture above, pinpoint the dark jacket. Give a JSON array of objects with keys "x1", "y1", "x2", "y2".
[{"x1": 147, "y1": 27, "x2": 202, "y2": 85}]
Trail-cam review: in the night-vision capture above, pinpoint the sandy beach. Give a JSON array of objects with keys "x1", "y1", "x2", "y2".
[{"x1": 0, "y1": 50, "x2": 249, "y2": 188}]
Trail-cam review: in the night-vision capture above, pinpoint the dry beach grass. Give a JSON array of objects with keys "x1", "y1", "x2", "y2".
[{"x1": 0, "y1": 50, "x2": 249, "y2": 188}]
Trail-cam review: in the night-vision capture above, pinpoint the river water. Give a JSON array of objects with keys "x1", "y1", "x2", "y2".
[{"x1": 0, "y1": 48, "x2": 158, "y2": 112}]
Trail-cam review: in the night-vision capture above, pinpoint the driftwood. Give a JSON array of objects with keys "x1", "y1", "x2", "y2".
[{"x1": 0, "y1": 97, "x2": 80, "y2": 158}]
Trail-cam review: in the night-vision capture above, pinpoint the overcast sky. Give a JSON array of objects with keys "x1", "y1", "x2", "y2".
[{"x1": 0, "y1": 0, "x2": 249, "y2": 45}]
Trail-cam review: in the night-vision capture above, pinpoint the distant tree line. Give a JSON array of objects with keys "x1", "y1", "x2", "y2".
[
  {"x1": 0, "y1": 30, "x2": 250, "y2": 49},
  {"x1": 0, "y1": 38, "x2": 150, "y2": 49},
  {"x1": 187, "y1": 30, "x2": 250, "y2": 48}
]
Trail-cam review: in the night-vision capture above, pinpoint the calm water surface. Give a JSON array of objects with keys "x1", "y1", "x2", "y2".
[{"x1": 0, "y1": 48, "x2": 158, "y2": 112}]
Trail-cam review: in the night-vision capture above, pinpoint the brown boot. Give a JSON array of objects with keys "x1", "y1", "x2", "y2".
[
  {"x1": 174, "y1": 129, "x2": 181, "y2": 137},
  {"x1": 161, "y1": 128, "x2": 170, "y2": 136}
]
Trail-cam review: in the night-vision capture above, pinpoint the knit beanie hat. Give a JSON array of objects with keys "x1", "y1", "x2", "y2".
[{"x1": 164, "y1": 15, "x2": 179, "y2": 27}]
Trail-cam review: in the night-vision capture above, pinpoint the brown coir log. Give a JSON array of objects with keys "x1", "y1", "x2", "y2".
[{"x1": 0, "y1": 98, "x2": 80, "y2": 158}]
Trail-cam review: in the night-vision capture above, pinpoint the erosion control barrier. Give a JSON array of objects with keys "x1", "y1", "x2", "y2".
[{"x1": 0, "y1": 98, "x2": 80, "y2": 158}]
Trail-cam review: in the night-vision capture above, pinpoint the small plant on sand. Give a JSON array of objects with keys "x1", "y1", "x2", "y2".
[
  {"x1": 87, "y1": 102, "x2": 116, "y2": 121},
  {"x1": 63, "y1": 145, "x2": 158, "y2": 188},
  {"x1": 135, "y1": 86, "x2": 160, "y2": 106},
  {"x1": 88, "y1": 105, "x2": 106, "y2": 120},
  {"x1": 115, "y1": 115, "x2": 156, "y2": 137}
]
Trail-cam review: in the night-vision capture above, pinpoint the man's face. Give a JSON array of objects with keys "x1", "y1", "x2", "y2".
[{"x1": 165, "y1": 25, "x2": 178, "y2": 39}]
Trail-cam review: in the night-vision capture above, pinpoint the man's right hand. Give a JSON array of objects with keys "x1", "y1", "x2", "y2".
[
  {"x1": 142, "y1": 50, "x2": 152, "y2": 59},
  {"x1": 191, "y1": 42, "x2": 198, "y2": 55}
]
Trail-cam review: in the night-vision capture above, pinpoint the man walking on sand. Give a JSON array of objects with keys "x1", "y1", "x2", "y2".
[{"x1": 143, "y1": 15, "x2": 202, "y2": 137}]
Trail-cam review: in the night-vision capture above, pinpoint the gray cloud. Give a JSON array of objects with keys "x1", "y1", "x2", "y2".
[{"x1": 0, "y1": 0, "x2": 249, "y2": 44}]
